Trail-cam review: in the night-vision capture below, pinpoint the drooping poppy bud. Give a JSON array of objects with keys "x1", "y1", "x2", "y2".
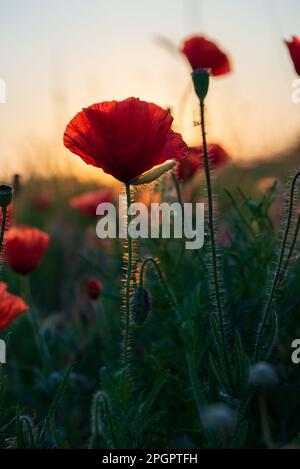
[
  {"x1": 131, "y1": 286, "x2": 151, "y2": 326},
  {"x1": 86, "y1": 279, "x2": 103, "y2": 300}
]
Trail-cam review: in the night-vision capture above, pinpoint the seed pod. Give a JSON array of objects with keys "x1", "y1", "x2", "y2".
[
  {"x1": 131, "y1": 286, "x2": 150, "y2": 326},
  {"x1": 249, "y1": 362, "x2": 278, "y2": 388},
  {"x1": 0, "y1": 185, "x2": 13, "y2": 208},
  {"x1": 191, "y1": 68, "x2": 210, "y2": 102}
]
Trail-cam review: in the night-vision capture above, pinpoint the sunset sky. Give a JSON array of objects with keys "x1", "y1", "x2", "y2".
[{"x1": 0, "y1": 0, "x2": 299, "y2": 182}]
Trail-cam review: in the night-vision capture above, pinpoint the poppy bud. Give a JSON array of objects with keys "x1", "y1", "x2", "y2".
[
  {"x1": 0, "y1": 185, "x2": 13, "y2": 208},
  {"x1": 202, "y1": 404, "x2": 236, "y2": 434},
  {"x1": 249, "y1": 362, "x2": 278, "y2": 388},
  {"x1": 129, "y1": 160, "x2": 177, "y2": 186},
  {"x1": 86, "y1": 279, "x2": 103, "y2": 301},
  {"x1": 131, "y1": 286, "x2": 150, "y2": 326},
  {"x1": 192, "y1": 68, "x2": 210, "y2": 102}
]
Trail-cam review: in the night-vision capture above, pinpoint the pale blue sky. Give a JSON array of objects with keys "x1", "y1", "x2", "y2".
[{"x1": 0, "y1": 0, "x2": 299, "y2": 180}]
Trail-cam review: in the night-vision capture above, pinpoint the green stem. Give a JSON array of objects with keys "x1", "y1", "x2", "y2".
[
  {"x1": 23, "y1": 277, "x2": 53, "y2": 373},
  {"x1": 139, "y1": 257, "x2": 178, "y2": 311},
  {"x1": 199, "y1": 99, "x2": 233, "y2": 391},
  {"x1": 259, "y1": 390, "x2": 273, "y2": 448},
  {"x1": 124, "y1": 183, "x2": 133, "y2": 378},
  {"x1": 254, "y1": 171, "x2": 300, "y2": 361},
  {"x1": 0, "y1": 207, "x2": 7, "y2": 256}
]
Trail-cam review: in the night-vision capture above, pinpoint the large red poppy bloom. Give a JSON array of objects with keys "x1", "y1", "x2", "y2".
[
  {"x1": 70, "y1": 189, "x2": 114, "y2": 217},
  {"x1": 0, "y1": 282, "x2": 28, "y2": 330},
  {"x1": 285, "y1": 36, "x2": 300, "y2": 75},
  {"x1": 177, "y1": 144, "x2": 230, "y2": 181},
  {"x1": 64, "y1": 97, "x2": 187, "y2": 183},
  {"x1": 182, "y1": 35, "x2": 231, "y2": 76},
  {"x1": 5, "y1": 226, "x2": 50, "y2": 275}
]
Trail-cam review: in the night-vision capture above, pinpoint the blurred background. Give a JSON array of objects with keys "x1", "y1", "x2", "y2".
[{"x1": 0, "y1": 0, "x2": 299, "y2": 183}]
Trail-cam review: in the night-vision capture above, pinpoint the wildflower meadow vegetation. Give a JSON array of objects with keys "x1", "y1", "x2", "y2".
[{"x1": 1, "y1": 30, "x2": 300, "y2": 452}]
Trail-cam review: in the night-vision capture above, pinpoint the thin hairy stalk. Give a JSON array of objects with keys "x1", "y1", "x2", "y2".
[
  {"x1": 199, "y1": 100, "x2": 232, "y2": 387},
  {"x1": 140, "y1": 257, "x2": 178, "y2": 311},
  {"x1": 281, "y1": 213, "x2": 300, "y2": 280},
  {"x1": 123, "y1": 183, "x2": 133, "y2": 378},
  {"x1": 254, "y1": 171, "x2": 300, "y2": 361},
  {"x1": 0, "y1": 207, "x2": 7, "y2": 256}
]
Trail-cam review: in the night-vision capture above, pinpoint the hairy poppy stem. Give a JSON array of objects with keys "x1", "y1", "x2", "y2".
[
  {"x1": 199, "y1": 99, "x2": 233, "y2": 390},
  {"x1": 124, "y1": 183, "x2": 133, "y2": 380},
  {"x1": 139, "y1": 257, "x2": 178, "y2": 311},
  {"x1": 0, "y1": 207, "x2": 7, "y2": 257},
  {"x1": 254, "y1": 171, "x2": 300, "y2": 362}
]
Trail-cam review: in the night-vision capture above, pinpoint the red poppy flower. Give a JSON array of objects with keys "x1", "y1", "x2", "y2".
[
  {"x1": 285, "y1": 36, "x2": 300, "y2": 75},
  {"x1": 0, "y1": 282, "x2": 28, "y2": 330},
  {"x1": 204, "y1": 143, "x2": 230, "y2": 166},
  {"x1": 64, "y1": 97, "x2": 187, "y2": 183},
  {"x1": 182, "y1": 35, "x2": 231, "y2": 76},
  {"x1": 177, "y1": 149, "x2": 201, "y2": 181},
  {"x1": 177, "y1": 144, "x2": 230, "y2": 181},
  {"x1": 34, "y1": 190, "x2": 54, "y2": 211},
  {"x1": 70, "y1": 189, "x2": 114, "y2": 217},
  {"x1": 86, "y1": 279, "x2": 103, "y2": 300},
  {"x1": 5, "y1": 226, "x2": 50, "y2": 275}
]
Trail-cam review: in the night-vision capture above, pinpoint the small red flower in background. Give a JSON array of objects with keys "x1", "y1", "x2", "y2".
[
  {"x1": 177, "y1": 149, "x2": 202, "y2": 181},
  {"x1": 34, "y1": 190, "x2": 54, "y2": 211},
  {"x1": 70, "y1": 189, "x2": 114, "y2": 217},
  {"x1": 203, "y1": 143, "x2": 230, "y2": 166},
  {"x1": 64, "y1": 97, "x2": 187, "y2": 183},
  {"x1": 5, "y1": 226, "x2": 50, "y2": 275},
  {"x1": 86, "y1": 279, "x2": 103, "y2": 300},
  {"x1": 177, "y1": 144, "x2": 230, "y2": 181},
  {"x1": 182, "y1": 35, "x2": 231, "y2": 76},
  {"x1": 285, "y1": 36, "x2": 300, "y2": 75},
  {"x1": 0, "y1": 282, "x2": 28, "y2": 330}
]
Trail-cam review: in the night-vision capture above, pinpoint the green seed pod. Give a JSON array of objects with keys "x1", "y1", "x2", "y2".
[
  {"x1": 131, "y1": 286, "x2": 150, "y2": 326},
  {"x1": 0, "y1": 184, "x2": 13, "y2": 208},
  {"x1": 191, "y1": 68, "x2": 210, "y2": 102}
]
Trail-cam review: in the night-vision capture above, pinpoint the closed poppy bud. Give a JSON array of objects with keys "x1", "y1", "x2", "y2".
[
  {"x1": 192, "y1": 68, "x2": 210, "y2": 102},
  {"x1": 202, "y1": 404, "x2": 236, "y2": 434},
  {"x1": 86, "y1": 279, "x2": 103, "y2": 300},
  {"x1": 131, "y1": 286, "x2": 150, "y2": 326},
  {"x1": 0, "y1": 185, "x2": 13, "y2": 208},
  {"x1": 285, "y1": 36, "x2": 300, "y2": 76},
  {"x1": 249, "y1": 362, "x2": 278, "y2": 388}
]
